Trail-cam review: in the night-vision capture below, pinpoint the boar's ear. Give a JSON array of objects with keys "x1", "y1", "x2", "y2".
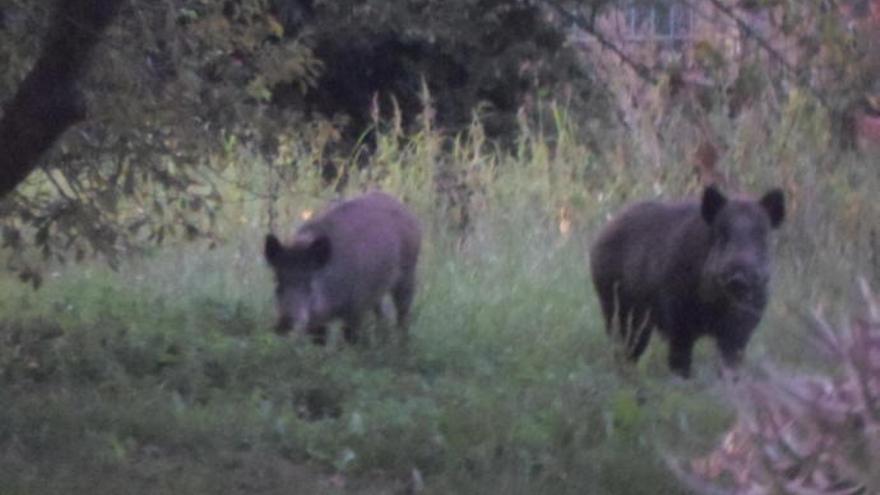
[
  {"x1": 760, "y1": 188, "x2": 785, "y2": 229},
  {"x1": 265, "y1": 234, "x2": 284, "y2": 266},
  {"x1": 701, "y1": 185, "x2": 727, "y2": 224},
  {"x1": 305, "y1": 235, "x2": 332, "y2": 268}
]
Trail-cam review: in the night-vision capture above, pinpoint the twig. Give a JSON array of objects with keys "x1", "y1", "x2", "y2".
[
  {"x1": 541, "y1": 0, "x2": 658, "y2": 85},
  {"x1": 693, "y1": 0, "x2": 830, "y2": 108}
]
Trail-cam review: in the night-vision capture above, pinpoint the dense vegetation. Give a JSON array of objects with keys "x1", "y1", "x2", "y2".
[
  {"x1": 2, "y1": 101, "x2": 879, "y2": 492},
  {"x1": 1, "y1": 0, "x2": 879, "y2": 493}
]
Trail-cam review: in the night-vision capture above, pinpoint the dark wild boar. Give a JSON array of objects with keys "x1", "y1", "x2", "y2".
[
  {"x1": 264, "y1": 191, "x2": 422, "y2": 345},
  {"x1": 590, "y1": 185, "x2": 785, "y2": 378}
]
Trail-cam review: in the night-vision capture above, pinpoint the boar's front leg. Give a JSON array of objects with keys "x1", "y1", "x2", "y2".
[
  {"x1": 308, "y1": 325, "x2": 328, "y2": 346},
  {"x1": 715, "y1": 314, "x2": 758, "y2": 371},
  {"x1": 342, "y1": 313, "x2": 362, "y2": 345},
  {"x1": 667, "y1": 333, "x2": 696, "y2": 378}
]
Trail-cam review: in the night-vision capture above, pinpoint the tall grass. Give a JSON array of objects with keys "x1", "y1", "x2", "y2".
[{"x1": 0, "y1": 97, "x2": 878, "y2": 493}]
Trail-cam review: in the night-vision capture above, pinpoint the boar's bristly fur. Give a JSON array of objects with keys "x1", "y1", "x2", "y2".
[
  {"x1": 265, "y1": 191, "x2": 422, "y2": 345},
  {"x1": 590, "y1": 185, "x2": 785, "y2": 378}
]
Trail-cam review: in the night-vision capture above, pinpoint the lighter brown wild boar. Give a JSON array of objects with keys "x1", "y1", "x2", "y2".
[{"x1": 264, "y1": 191, "x2": 422, "y2": 345}]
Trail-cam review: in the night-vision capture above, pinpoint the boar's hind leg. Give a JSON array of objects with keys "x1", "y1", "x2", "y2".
[
  {"x1": 599, "y1": 283, "x2": 652, "y2": 362},
  {"x1": 392, "y1": 273, "x2": 417, "y2": 340},
  {"x1": 372, "y1": 302, "x2": 394, "y2": 344},
  {"x1": 593, "y1": 279, "x2": 618, "y2": 335},
  {"x1": 621, "y1": 306, "x2": 653, "y2": 362}
]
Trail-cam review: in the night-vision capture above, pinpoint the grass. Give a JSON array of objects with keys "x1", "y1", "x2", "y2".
[
  {"x1": 0, "y1": 215, "x2": 735, "y2": 494},
  {"x1": 1, "y1": 103, "x2": 878, "y2": 493}
]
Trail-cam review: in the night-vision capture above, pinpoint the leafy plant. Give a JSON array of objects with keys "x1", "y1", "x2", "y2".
[{"x1": 674, "y1": 279, "x2": 880, "y2": 494}]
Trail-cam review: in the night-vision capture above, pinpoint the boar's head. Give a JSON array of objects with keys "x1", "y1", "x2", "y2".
[
  {"x1": 264, "y1": 231, "x2": 333, "y2": 335},
  {"x1": 700, "y1": 185, "x2": 785, "y2": 309}
]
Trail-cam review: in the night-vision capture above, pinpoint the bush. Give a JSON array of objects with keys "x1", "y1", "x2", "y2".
[{"x1": 674, "y1": 279, "x2": 880, "y2": 494}]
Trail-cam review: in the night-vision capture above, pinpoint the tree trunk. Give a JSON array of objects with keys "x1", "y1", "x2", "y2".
[{"x1": 0, "y1": 0, "x2": 122, "y2": 199}]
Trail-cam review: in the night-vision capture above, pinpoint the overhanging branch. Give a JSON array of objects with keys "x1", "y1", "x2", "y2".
[
  {"x1": 541, "y1": 0, "x2": 658, "y2": 85},
  {"x1": 694, "y1": 0, "x2": 830, "y2": 107},
  {"x1": 0, "y1": 0, "x2": 123, "y2": 199}
]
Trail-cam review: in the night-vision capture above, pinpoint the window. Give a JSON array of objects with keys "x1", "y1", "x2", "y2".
[{"x1": 625, "y1": 1, "x2": 692, "y2": 41}]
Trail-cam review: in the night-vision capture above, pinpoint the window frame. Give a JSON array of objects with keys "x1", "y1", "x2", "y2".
[{"x1": 625, "y1": 1, "x2": 693, "y2": 42}]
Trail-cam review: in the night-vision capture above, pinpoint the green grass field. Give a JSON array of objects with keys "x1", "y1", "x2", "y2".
[{"x1": 1, "y1": 110, "x2": 878, "y2": 494}]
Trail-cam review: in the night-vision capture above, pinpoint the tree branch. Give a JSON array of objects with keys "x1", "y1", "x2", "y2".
[
  {"x1": 541, "y1": 0, "x2": 658, "y2": 85},
  {"x1": 693, "y1": 0, "x2": 830, "y2": 107},
  {"x1": 0, "y1": 0, "x2": 123, "y2": 199}
]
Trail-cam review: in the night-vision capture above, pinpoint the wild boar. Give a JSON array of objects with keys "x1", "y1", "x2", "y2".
[
  {"x1": 264, "y1": 191, "x2": 422, "y2": 345},
  {"x1": 589, "y1": 185, "x2": 785, "y2": 377}
]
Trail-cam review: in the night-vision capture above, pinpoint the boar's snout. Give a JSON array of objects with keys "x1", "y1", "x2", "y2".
[
  {"x1": 274, "y1": 291, "x2": 314, "y2": 336},
  {"x1": 704, "y1": 254, "x2": 770, "y2": 304},
  {"x1": 722, "y1": 271, "x2": 752, "y2": 299},
  {"x1": 720, "y1": 265, "x2": 767, "y2": 299}
]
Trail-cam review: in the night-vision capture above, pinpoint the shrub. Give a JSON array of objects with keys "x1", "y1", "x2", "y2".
[{"x1": 674, "y1": 279, "x2": 880, "y2": 494}]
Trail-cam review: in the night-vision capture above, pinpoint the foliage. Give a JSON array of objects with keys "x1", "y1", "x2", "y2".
[
  {"x1": 281, "y1": 0, "x2": 609, "y2": 138},
  {"x1": 0, "y1": 0, "x2": 616, "y2": 281},
  {"x1": 675, "y1": 280, "x2": 880, "y2": 494},
  {"x1": 0, "y1": 0, "x2": 320, "y2": 277},
  {"x1": 0, "y1": 0, "x2": 122, "y2": 200},
  {"x1": 0, "y1": 1, "x2": 879, "y2": 491},
  {"x1": 0, "y1": 94, "x2": 878, "y2": 492},
  {"x1": 2, "y1": 0, "x2": 874, "y2": 281},
  {"x1": 0, "y1": 133, "x2": 705, "y2": 493}
]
